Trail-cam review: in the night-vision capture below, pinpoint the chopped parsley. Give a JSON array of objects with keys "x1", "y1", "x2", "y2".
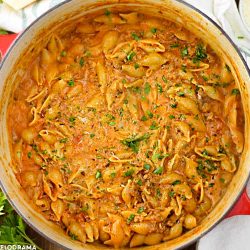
[
  {"x1": 131, "y1": 32, "x2": 140, "y2": 41},
  {"x1": 79, "y1": 57, "x2": 84, "y2": 67},
  {"x1": 169, "y1": 191, "x2": 175, "y2": 197},
  {"x1": 169, "y1": 114, "x2": 175, "y2": 119},
  {"x1": 134, "y1": 63, "x2": 140, "y2": 69},
  {"x1": 137, "y1": 179, "x2": 143, "y2": 186},
  {"x1": 220, "y1": 178, "x2": 225, "y2": 183},
  {"x1": 85, "y1": 50, "x2": 91, "y2": 57},
  {"x1": 69, "y1": 233, "x2": 78, "y2": 241},
  {"x1": 144, "y1": 163, "x2": 151, "y2": 170},
  {"x1": 110, "y1": 172, "x2": 116, "y2": 178},
  {"x1": 32, "y1": 144, "x2": 38, "y2": 152},
  {"x1": 109, "y1": 121, "x2": 116, "y2": 126},
  {"x1": 95, "y1": 170, "x2": 102, "y2": 179},
  {"x1": 202, "y1": 75, "x2": 209, "y2": 81},
  {"x1": 127, "y1": 214, "x2": 135, "y2": 224},
  {"x1": 60, "y1": 50, "x2": 67, "y2": 57},
  {"x1": 144, "y1": 82, "x2": 151, "y2": 95},
  {"x1": 181, "y1": 64, "x2": 187, "y2": 72},
  {"x1": 104, "y1": 9, "x2": 111, "y2": 16},
  {"x1": 193, "y1": 44, "x2": 207, "y2": 62},
  {"x1": 137, "y1": 207, "x2": 144, "y2": 214},
  {"x1": 149, "y1": 121, "x2": 159, "y2": 130},
  {"x1": 202, "y1": 149, "x2": 209, "y2": 156},
  {"x1": 156, "y1": 83, "x2": 163, "y2": 93},
  {"x1": 69, "y1": 116, "x2": 76, "y2": 123},
  {"x1": 27, "y1": 152, "x2": 32, "y2": 159},
  {"x1": 90, "y1": 133, "x2": 95, "y2": 138},
  {"x1": 124, "y1": 169, "x2": 134, "y2": 177},
  {"x1": 152, "y1": 153, "x2": 169, "y2": 162},
  {"x1": 127, "y1": 51, "x2": 136, "y2": 61},
  {"x1": 181, "y1": 46, "x2": 189, "y2": 57},
  {"x1": 170, "y1": 43, "x2": 179, "y2": 48},
  {"x1": 68, "y1": 79, "x2": 75, "y2": 86},
  {"x1": 121, "y1": 133, "x2": 150, "y2": 153},
  {"x1": 60, "y1": 138, "x2": 68, "y2": 143},
  {"x1": 231, "y1": 88, "x2": 240, "y2": 95},
  {"x1": 177, "y1": 91, "x2": 185, "y2": 97},
  {"x1": 170, "y1": 103, "x2": 177, "y2": 108},
  {"x1": 156, "y1": 188, "x2": 161, "y2": 198},
  {"x1": 146, "y1": 110, "x2": 153, "y2": 118},
  {"x1": 118, "y1": 108, "x2": 124, "y2": 117},
  {"x1": 172, "y1": 180, "x2": 181, "y2": 186},
  {"x1": 162, "y1": 75, "x2": 168, "y2": 83},
  {"x1": 151, "y1": 27, "x2": 157, "y2": 34},
  {"x1": 153, "y1": 166, "x2": 163, "y2": 175}
]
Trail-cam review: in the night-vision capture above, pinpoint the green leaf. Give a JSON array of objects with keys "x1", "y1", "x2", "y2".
[
  {"x1": 131, "y1": 32, "x2": 140, "y2": 41},
  {"x1": 151, "y1": 27, "x2": 157, "y2": 34},
  {"x1": 137, "y1": 207, "x2": 144, "y2": 214},
  {"x1": 144, "y1": 82, "x2": 151, "y2": 95},
  {"x1": 104, "y1": 9, "x2": 111, "y2": 16},
  {"x1": 79, "y1": 57, "x2": 84, "y2": 67},
  {"x1": 231, "y1": 88, "x2": 240, "y2": 95},
  {"x1": 0, "y1": 29, "x2": 8, "y2": 35},
  {"x1": 127, "y1": 214, "x2": 135, "y2": 224},
  {"x1": 95, "y1": 170, "x2": 102, "y2": 179},
  {"x1": 153, "y1": 166, "x2": 163, "y2": 175},
  {"x1": 127, "y1": 51, "x2": 136, "y2": 61},
  {"x1": 170, "y1": 43, "x2": 179, "y2": 48},
  {"x1": 121, "y1": 133, "x2": 150, "y2": 153},
  {"x1": 172, "y1": 180, "x2": 181, "y2": 186},
  {"x1": 193, "y1": 44, "x2": 207, "y2": 62},
  {"x1": 68, "y1": 79, "x2": 74, "y2": 86},
  {"x1": 149, "y1": 121, "x2": 159, "y2": 130},
  {"x1": 124, "y1": 169, "x2": 134, "y2": 177},
  {"x1": 181, "y1": 46, "x2": 189, "y2": 57},
  {"x1": 144, "y1": 163, "x2": 151, "y2": 170}
]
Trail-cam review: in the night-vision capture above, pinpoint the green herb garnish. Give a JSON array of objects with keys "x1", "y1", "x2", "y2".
[
  {"x1": 121, "y1": 133, "x2": 150, "y2": 153},
  {"x1": 127, "y1": 51, "x2": 136, "y2": 61},
  {"x1": 137, "y1": 207, "x2": 144, "y2": 214},
  {"x1": 172, "y1": 180, "x2": 181, "y2": 186},
  {"x1": 131, "y1": 32, "x2": 140, "y2": 41},
  {"x1": 124, "y1": 169, "x2": 135, "y2": 177},
  {"x1": 153, "y1": 166, "x2": 163, "y2": 175},
  {"x1": 231, "y1": 88, "x2": 240, "y2": 95},
  {"x1": 144, "y1": 82, "x2": 151, "y2": 95},
  {"x1": 144, "y1": 163, "x2": 151, "y2": 170},
  {"x1": 68, "y1": 79, "x2": 75, "y2": 86},
  {"x1": 151, "y1": 27, "x2": 157, "y2": 34},
  {"x1": 95, "y1": 170, "x2": 102, "y2": 179},
  {"x1": 193, "y1": 44, "x2": 207, "y2": 62},
  {"x1": 181, "y1": 46, "x2": 189, "y2": 57},
  {"x1": 127, "y1": 214, "x2": 135, "y2": 224}
]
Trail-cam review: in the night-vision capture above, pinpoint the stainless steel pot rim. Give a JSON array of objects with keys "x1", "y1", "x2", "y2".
[{"x1": 0, "y1": 0, "x2": 249, "y2": 249}]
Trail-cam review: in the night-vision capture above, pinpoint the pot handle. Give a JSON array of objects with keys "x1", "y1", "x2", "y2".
[
  {"x1": 226, "y1": 188, "x2": 250, "y2": 218},
  {"x1": 0, "y1": 34, "x2": 18, "y2": 62}
]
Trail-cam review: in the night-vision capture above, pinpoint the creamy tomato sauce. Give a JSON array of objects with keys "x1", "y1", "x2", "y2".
[{"x1": 8, "y1": 10, "x2": 244, "y2": 248}]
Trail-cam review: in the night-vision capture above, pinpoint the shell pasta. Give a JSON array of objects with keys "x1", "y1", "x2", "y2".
[{"x1": 8, "y1": 10, "x2": 244, "y2": 248}]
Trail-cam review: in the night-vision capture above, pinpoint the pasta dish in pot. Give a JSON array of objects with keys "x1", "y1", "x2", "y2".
[{"x1": 7, "y1": 10, "x2": 244, "y2": 248}]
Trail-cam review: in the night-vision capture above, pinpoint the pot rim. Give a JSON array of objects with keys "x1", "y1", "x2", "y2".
[{"x1": 0, "y1": 0, "x2": 249, "y2": 249}]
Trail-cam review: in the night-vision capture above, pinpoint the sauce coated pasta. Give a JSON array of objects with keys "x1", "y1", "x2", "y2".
[{"x1": 8, "y1": 10, "x2": 244, "y2": 248}]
